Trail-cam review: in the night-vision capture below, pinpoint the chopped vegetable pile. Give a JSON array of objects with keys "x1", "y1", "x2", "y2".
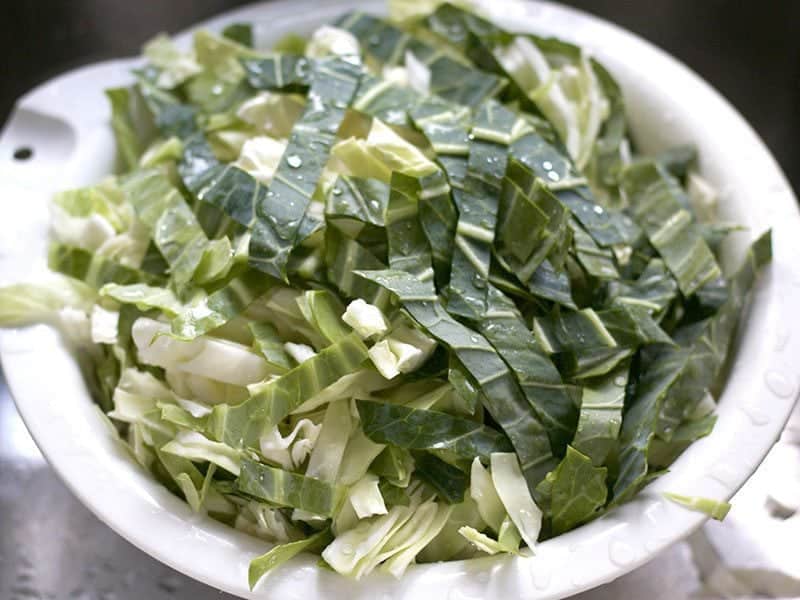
[{"x1": 0, "y1": 0, "x2": 772, "y2": 588}]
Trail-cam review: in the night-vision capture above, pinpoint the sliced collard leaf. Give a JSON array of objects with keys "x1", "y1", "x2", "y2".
[
  {"x1": 509, "y1": 125, "x2": 641, "y2": 250},
  {"x1": 356, "y1": 269, "x2": 556, "y2": 493},
  {"x1": 649, "y1": 413, "x2": 716, "y2": 468},
  {"x1": 171, "y1": 270, "x2": 276, "y2": 340},
  {"x1": 495, "y1": 159, "x2": 570, "y2": 285},
  {"x1": 534, "y1": 304, "x2": 671, "y2": 379},
  {"x1": 408, "y1": 97, "x2": 468, "y2": 288},
  {"x1": 533, "y1": 305, "x2": 671, "y2": 355},
  {"x1": 655, "y1": 231, "x2": 772, "y2": 440},
  {"x1": 356, "y1": 399, "x2": 512, "y2": 459},
  {"x1": 249, "y1": 57, "x2": 362, "y2": 281},
  {"x1": 655, "y1": 144, "x2": 697, "y2": 182},
  {"x1": 184, "y1": 30, "x2": 259, "y2": 114},
  {"x1": 136, "y1": 80, "x2": 198, "y2": 143},
  {"x1": 446, "y1": 101, "x2": 516, "y2": 320},
  {"x1": 222, "y1": 23, "x2": 253, "y2": 48},
  {"x1": 571, "y1": 363, "x2": 627, "y2": 466},
  {"x1": 336, "y1": 12, "x2": 506, "y2": 108},
  {"x1": 448, "y1": 360, "x2": 481, "y2": 416},
  {"x1": 325, "y1": 226, "x2": 391, "y2": 308},
  {"x1": 242, "y1": 54, "x2": 313, "y2": 93},
  {"x1": 526, "y1": 259, "x2": 576, "y2": 309},
  {"x1": 326, "y1": 175, "x2": 388, "y2": 230},
  {"x1": 181, "y1": 141, "x2": 263, "y2": 228},
  {"x1": 385, "y1": 171, "x2": 436, "y2": 281},
  {"x1": 613, "y1": 348, "x2": 696, "y2": 504},
  {"x1": 606, "y1": 258, "x2": 678, "y2": 316},
  {"x1": 48, "y1": 244, "x2": 165, "y2": 289},
  {"x1": 237, "y1": 457, "x2": 344, "y2": 517},
  {"x1": 209, "y1": 332, "x2": 368, "y2": 448},
  {"x1": 584, "y1": 59, "x2": 628, "y2": 208},
  {"x1": 351, "y1": 72, "x2": 423, "y2": 126},
  {"x1": 550, "y1": 446, "x2": 608, "y2": 535},
  {"x1": 570, "y1": 218, "x2": 619, "y2": 280},
  {"x1": 121, "y1": 169, "x2": 211, "y2": 289},
  {"x1": 479, "y1": 286, "x2": 579, "y2": 456},
  {"x1": 622, "y1": 161, "x2": 721, "y2": 296},
  {"x1": 413, "y1": 451, "x2": 468, "y2": 504},
  {"x1": 379, "y1": 162, "x2": 566, "y2": 479},
  {"x1": 613, "y1": 232, "x2": 772, "y2": 503},
  {"x1": 372, "y1": 445, "x2": 414, "y2": 488}
]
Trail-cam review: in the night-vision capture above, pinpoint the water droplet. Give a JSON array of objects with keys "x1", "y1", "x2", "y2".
[
  {"x1": 542, "y1": 161, "x2": 553, "y2": 170},
  {"x1": 369, "y1": 199, "x2": 381, "y2": 211},
  {"x1": 472, "y1": 274, "x2": 486, "y2": 289},
  {"x1": 469, "y1": 335, "x2": 480, "y2": 343},
  {"x1": 708, "y1": 461, "x2": 737, "y2": 486},
  {"x1": 449, "y1": 23, "x2": 465, "y2": 38},
  {"x1": 287, "y1": 154, "x2": 303, "y2": 168},
  {"x1": 211, "y1": 84, "x2": 224, "y2": 96},
  {"x1": 593, "y1": 205, "x2": 604, "y2": 215},
  {"x1": 614, "y1": 375, "x2": 626, "y2": 387},
  {"x1": 547, "y1": 171, "x2": 560, "y2": 181},
  {"x1": 644, "y1": 537, "x2": 664, "y2": 553},
  {"x1": 331, "y1": 186, "x2": 342, "y2": 196},
  {"x1": 468, "y1": 133, "x2": 475, "y2": 140},
  {"x1": 531, "y1": 566, "x2": 552, "y2": 590},
  {"x1": 608, "y1": 539, "x2": 635, "y2": 567},
  {"x1": 296, "y1": 173, "x2": 304, "y2": 180},
  {"x1": 739, "y1": 403, "x2": 770, "y2": 426},
  {"x1": 341, "y1": 543, "x2": 354, "y2": 556},
  {"x1": 294, "y1": 60, "x2": 310, "y2": 77},
  {"x1": 764, "y1": 370, "x2": 796, "y2": 398}
]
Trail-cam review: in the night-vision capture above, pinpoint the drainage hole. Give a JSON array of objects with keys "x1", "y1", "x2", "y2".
[{"x1": 13, "y1": 146, "x2": 34, "y2": 161}]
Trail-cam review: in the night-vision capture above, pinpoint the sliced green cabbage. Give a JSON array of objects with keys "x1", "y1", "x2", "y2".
[{"x1": 663, "y1": 492, "x2": 731, "y2": 521}]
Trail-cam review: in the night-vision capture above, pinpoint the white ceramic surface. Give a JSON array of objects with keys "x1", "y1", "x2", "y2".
[{"x1": 1, "y1": 1, "x2": 799, "y2": 599}]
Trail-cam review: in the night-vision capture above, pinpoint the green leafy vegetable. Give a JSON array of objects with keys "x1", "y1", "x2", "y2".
[
  {"x1": 248, "y1": 529, "x2": 332, "y2": 590},
  {"x1": 0, "y1": 2, "x2": 773, "y2": 583},
  {"x1": 550, "y1": 446, "x2": 608, "y2": 534},
  {"x1": 249, "y1": 57, "x2": 362, "y2": 281},
  {"x1": 663, "y1": 492, "x2": 731, "y2": 521},
  {"x1": 357, "y1": 399, "x2": 512, "y2": 459},
  {"x1": 237, "y1": 457, "x2": 344, "y2": 516},
  {"x1": 210, "y1": 332, "x2": 368, "y2": 448}
]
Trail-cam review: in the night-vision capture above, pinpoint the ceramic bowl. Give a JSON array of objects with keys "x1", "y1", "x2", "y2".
[{"x1": 1, "y1": 1, "x2": 798, "y2": 598}]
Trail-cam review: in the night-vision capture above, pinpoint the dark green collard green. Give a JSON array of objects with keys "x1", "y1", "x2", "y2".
[
  {"x1": 413, "y1": 451, "x2": 468, "y2": 504},
  {"x1": 356, "y1": 399, "x2": 512, "y2": 459},
  {"x1": 622, "y1": 161, "x2": 721, "y2": 296},
  {"x1": 249, "y1": 58, "x2": 362, "y2": 281},
  {"x1": 335, "y1": 11, "x2": 506, "y2": 108},
  {"x1": 614, "y1": 232, "x2": 771, "y2": 502},
  {"x1": 356, "y1": 269, "x2": 557, "y2": 493}
]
